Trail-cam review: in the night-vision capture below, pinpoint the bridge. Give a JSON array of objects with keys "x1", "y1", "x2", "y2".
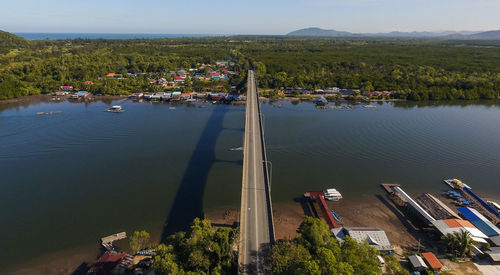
[{"x1": 238, "y1": 70, "x2": 275, "y2": 274}]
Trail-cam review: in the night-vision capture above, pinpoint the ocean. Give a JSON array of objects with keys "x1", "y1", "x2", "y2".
[{"x1": 14, "y1": 33, "x2": 224, "y2": 40}]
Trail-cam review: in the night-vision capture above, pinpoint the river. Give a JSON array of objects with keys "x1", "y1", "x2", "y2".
[{"x1": 1, "y1": 97, "x2": 500, "y2": 271}]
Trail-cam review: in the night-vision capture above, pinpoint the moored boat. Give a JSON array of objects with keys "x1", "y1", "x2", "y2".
[
  {"x1": 105, "y1": 105, "x2": 124, "y2": 113},
  {"x1": 331, "y1": 211, "x2": 341, "y2": 222},
  {"x1": 443, "y1": 178, "x2": 471, "y2": 189},
  {"x1": 324, "y1": 188, "x2": 342, "y2": 201},
  {"x1": 315, "y1": 96, "x2": 328, "y2": 106}
]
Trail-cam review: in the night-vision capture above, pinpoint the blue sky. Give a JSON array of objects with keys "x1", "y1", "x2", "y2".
[{"x1": 1, "y1": 0, "x2": 499, "y2": 34}]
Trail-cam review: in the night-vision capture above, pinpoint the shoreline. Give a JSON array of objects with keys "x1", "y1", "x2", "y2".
[
  {"x1": 4, "y1": 93, "x2": 500, "y2": 105},
  {"x1": 7, "y1": 190, "x2": 500, "y2": 274}
]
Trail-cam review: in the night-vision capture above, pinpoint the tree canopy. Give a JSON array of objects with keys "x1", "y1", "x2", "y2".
[
  {"x1": 153, "y1": 218, "x2": 238, "y2": 275},
  {"x1": 266, "y1": 217, "x2": 384, "y2": 275}
]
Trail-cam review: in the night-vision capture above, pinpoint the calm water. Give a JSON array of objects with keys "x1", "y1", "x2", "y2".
[
  {"x1": 2, "y1": 98, "x2": 500, "y2": 270},
  {"x1": 15, "y1": 33, "x2": 223, "y2": 40}
]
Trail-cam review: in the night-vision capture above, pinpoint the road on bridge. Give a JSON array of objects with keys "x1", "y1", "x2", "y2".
[{"x1": 239, "y1": 70, "x2": 274, "y2": 274}]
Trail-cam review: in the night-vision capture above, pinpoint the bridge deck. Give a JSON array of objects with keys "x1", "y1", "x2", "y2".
[{"x1": 239, "y1": 70, "x2": 274, "y2": 274}]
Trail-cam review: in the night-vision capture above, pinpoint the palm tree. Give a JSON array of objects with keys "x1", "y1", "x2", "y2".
[{"x1": 440, "y1": 230, "x2": 478, "y2": 258}]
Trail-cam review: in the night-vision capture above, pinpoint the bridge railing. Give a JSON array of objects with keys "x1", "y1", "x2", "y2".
[{"x1": 253, "y1": 70, "x2": 276, "y2": 244}]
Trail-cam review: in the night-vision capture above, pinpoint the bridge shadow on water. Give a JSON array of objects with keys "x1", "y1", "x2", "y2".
[{"x1": 161, "y1": 104, "x2": 242, "y2": 241}]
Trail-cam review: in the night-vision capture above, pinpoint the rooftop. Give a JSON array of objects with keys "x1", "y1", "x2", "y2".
[
  {"x1": 432, "y1": 219, "x2": 488, "y2": 243},
  {"x1": 422, "y1": 252, "x2": 443, "y2": 270},
  {"x1": 408, "y1": 254, "x2": 428, "y2": 269},
  {"x1": 331, "y1": 227, "x2": 392, "y2": 251}
]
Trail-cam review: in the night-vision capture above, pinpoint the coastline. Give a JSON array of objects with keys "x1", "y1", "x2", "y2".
[{"x1": 7, "y1": 190, "x2": 500, "y2": 274}]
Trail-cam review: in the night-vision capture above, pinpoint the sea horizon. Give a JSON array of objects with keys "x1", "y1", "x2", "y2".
[{"x1": 14, "y1": 32, "x2": 228, "y2": 40}]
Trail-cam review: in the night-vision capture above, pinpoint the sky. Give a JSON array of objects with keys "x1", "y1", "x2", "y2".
[{"x1": 1, "y1": 0, "x2": 499, "y2": 34}]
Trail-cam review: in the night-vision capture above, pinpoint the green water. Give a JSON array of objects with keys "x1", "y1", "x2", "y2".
[{"x1": 1, "y1": 98, "x2": 500, "y2": 270}]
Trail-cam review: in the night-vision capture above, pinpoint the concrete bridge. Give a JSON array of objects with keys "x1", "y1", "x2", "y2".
[{"x1": 238, "y1": 70, "x2": 275, "y2": 274}]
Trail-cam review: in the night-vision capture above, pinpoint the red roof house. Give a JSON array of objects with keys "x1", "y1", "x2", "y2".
[
  {"x1": 60, "y1": 86, "x2": 73, "y2": 91},
  {"x1": 422, "y1": 252, "x2": 443, "y2": 272},
  {"x1": 87, "y1": 252, "x2": 129, "y2": 275}
]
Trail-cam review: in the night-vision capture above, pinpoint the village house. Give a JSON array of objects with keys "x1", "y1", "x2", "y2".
[
  {"x1": 177, "y1": 70, "x2": 189, "y2": 76},
  {"x1": 174, "y1": 76, "x2": 185, "y2": 83},
  {"x1": 340, "y1": 89, "x2": 356, "y2": 96},
  {"x1": 216, "y1": 61, "x2": 229, "y2": 67},
  {"x1": 86, "y1": 251, "x2": 132, "y2": 275},
  {"x1": 70, "y1": 91, "x2": 90, "y2": 100},
  {"x1": 408, "y1": 254, "x2": 428, "y2": 272},
  {"x1": 331, "y1": 227, "x2": 393, "y2": 252},
  {"x1": 325, "y1": 87, "x2": 340, "y2": 94},
  {"x1": 421, "y1": 252, "x2": 443, "y2": 273},
  {"x1": 60, "y1": 85, "x2": 73, "y2": 92}
]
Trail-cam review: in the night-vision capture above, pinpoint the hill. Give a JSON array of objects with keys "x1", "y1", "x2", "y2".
[
  {"x1": 467, "y1": 30, "x2": 500, "y2": 40},
  {"x1": 286, "y1": 27, "x2": 500, "y2": 40},
  {"x1": 287, "y1": 27, "x2": 355, "y2": 37},
  {"x1": 0, "y1": 30, "x2": 30, "y2": 53}
]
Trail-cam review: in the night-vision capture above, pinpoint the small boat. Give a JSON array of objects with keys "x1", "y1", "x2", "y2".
[
  {"x1": 105, "y1": 105, "x2": 124, "y2": 113},
  {"x1": 331, "y1": 211, "x2": 341, "y2": 222},
  {"x1": 315, "y1": 96, "x2": 328, "y2": 106},
  {"x1": 186, "y1": 98, "x2": 196, "y2": 103},
  {"x1": 443, "y1": 179, "x2": 471, "y2": 190}
]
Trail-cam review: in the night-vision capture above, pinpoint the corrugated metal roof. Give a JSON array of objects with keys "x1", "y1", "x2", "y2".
[
  {"x1": 422, "y1": 252, "x2": 443, "y2": 270},
  {"x1": 432, "y1": 220, "x2": 488, "y2": 243},
  {"x1": 458, "y1": 207, "x2": 500, "y2": 237},
  {"x1": 486, "y1": 247, "x2": 500, "y2": 262},
  {"x1": 408, "y1": 254, "x2": 427, "y2": 268},
  {"x1": 344, "y1": 227, "x2": 392, "y2": 251},
  {"x1": 331, "y1": 227, "x2": 392, "y2": 251},
  {"x1": 489, "y1": 235, "x2": 500, "y2": 246},
  {"x1": 393, "y1": 187, "x2": 436, "y2": 223}
]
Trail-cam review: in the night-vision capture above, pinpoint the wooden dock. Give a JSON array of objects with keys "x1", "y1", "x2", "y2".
[
  {"x1": 304, "y1": 191, "x2": 339, "y2": 229},
  {"x1": 101, "y1": 232, "x2": 127, "y2": 251},
  {"x1": 380, "y1": 183, "x2": 401, "y2": 195}
]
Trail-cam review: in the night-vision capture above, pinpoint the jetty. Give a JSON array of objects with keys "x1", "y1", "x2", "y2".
[
  {"x1": 304, "y1": 191, "x2": 339, "y2": 229},
  {"x1": 101, "y1": 232, "x2": 127, "y2": 251}
]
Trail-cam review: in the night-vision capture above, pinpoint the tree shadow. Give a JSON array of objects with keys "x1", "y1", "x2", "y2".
[{"x1": 161, "y1": 104, "x2": 233, "y2": 241}]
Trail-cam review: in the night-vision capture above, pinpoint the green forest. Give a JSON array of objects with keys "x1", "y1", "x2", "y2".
[
  {"x1": 265, "y1": 217, "x2": 407, "y2": 275},
  {"x1": 149, "y1": 217, "x2": 400, "y2": 275},
  {"x1": 1, "y1": 30, "x2": 500, "y2": 100}
]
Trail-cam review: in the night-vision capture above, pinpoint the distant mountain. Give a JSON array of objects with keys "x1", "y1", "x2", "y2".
[
  {"x1": 0, "y1": 30, "x2": 29, "y2": 53},
  {"x1": 287, "y1": 27, "x2": 355, "y2": 37},
  {"x1": 464, "y1": 30, "x2": 500, "y2": 40},
  {"x1": 286, "y1": 27, "x2": 500, "y2": 40}
]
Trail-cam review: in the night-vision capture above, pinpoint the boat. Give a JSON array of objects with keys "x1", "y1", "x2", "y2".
[
  {"x1": 324, "y1": 188, "x2": 343, "y2": 201},
  {"x1": 105, "y1": 105, "x2": 124, "y2": 113},
  {"x1": 315, "y1": 96, "x2": 328, "y2": 106},
  {"x1": 443, "y1": 178, "x2": 471, "y2": 190},
  {"x1": 331, "y1": 211, "x2": 341, "y2": 222}
]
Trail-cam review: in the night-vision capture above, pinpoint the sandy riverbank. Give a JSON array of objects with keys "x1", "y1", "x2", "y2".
[
  {"x1": 205, "y1": 194, "x2": 421, "y2": 253},
  {"x1": 9, "y1": 190, "x2": 499, "y2": 274}
]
